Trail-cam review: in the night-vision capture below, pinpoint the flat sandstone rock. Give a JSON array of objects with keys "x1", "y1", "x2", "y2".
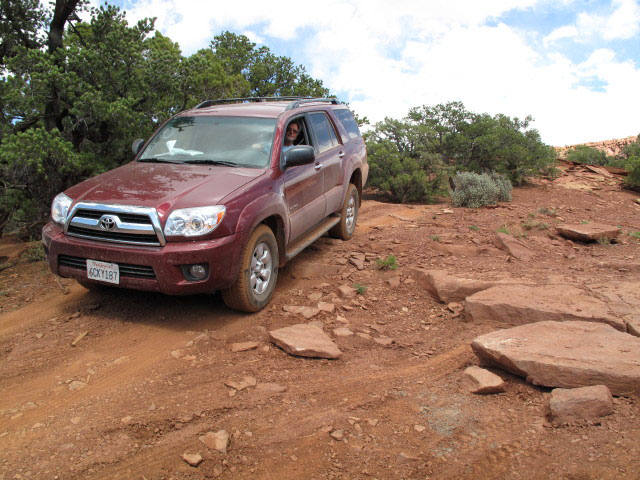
[
  {"x1": 471, "y1": 321, "x2": 640, "y2": 396},
  {"x1": 465, "y1": 284, "x2": 625, "y2": 331},
  {"x1": 556, "y1": 223, "x2": 620, "y2": 242},
  {"x1": 269, "y1": 324, "x2": 342, "y2": 359},
  {"x1": 412, "y1": 269, "x2": 499, "y2": 303}
]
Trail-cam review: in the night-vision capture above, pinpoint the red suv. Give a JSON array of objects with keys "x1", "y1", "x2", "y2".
[{"x1": 42, "y1": 97, "x2": 368, "y2": 311}]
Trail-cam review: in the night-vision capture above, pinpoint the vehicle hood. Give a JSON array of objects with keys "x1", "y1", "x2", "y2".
[{"x1": 65, "y1": 162, "x2": 265, "y2": 218}]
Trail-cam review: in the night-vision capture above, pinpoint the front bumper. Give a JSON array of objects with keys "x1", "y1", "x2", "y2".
[{"x1": 42, "y1": 222, "x2": 243, "y2": 295}]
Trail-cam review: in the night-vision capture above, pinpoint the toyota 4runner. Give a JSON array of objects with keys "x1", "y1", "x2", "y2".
[{"x1": 42, "y1": 97, "x2": 368, "y2": 312}]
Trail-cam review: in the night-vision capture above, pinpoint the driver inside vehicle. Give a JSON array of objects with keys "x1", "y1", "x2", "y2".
[{"x1": 282, "y1": 120, "x2": 301, "y2": 152}]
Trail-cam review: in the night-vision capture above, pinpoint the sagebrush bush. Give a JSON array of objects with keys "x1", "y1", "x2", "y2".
[
  {"x1": 451, "y1": 172, "x2": 512, "y2": 207},
  {"x1": 624, "y1": 157, "x2": 640, "y2": 190}
]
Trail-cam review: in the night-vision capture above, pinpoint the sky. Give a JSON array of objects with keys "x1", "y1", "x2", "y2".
[{"x1": 107, "y1": 0, "x2": 640, "y2": 146}]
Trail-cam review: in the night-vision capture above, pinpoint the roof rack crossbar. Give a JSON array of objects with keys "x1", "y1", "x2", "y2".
[
  {"x1": 285, "y1": 98, "x2": 341, "y2": 111},
  {"x1": 195, "y1": 97, "x2": 310, "y2": 109}
]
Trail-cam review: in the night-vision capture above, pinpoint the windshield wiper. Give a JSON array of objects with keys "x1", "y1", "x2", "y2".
[
  {"x1": 183, "y1": 159, "x2": 238, "y2": 167},
  {"x1": 138, "y1": 158, "x2": 181, "y2": 164}
]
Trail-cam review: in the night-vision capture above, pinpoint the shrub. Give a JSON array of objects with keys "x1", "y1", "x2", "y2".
[
  {"x1": 450, "y1": 171, "x2": 512, "y2": 208},
  {"x1": 353, "y1": 283, "x2": 368, "y2": 295},
  {"x1": 565, "y1": 145, "x2": 611, "y2": 166},
  {"x1": 376, "y1": 255, "x2": 398, "y2": 270},
  {"x1": 623, "y1": 157, "x2": 640, "y2": 191}
]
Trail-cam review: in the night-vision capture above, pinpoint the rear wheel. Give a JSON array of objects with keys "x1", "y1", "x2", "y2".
[
  {"x1": 329, "y1": 183, "x2": 359, "y2": 240},
  {"x1": 222, "y1": 224, "x2": 278, "y2": 312}
]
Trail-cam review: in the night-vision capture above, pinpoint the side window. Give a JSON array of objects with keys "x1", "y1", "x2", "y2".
[
  {"x1": 309, "y1": 112, "x2": 338, "y2": 154},
  {"x1": 334, "y1": 109, "x2": 361, "y2": 140}
]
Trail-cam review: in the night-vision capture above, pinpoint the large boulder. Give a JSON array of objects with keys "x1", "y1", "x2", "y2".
[
  {"x1": 556, "y1": 223, "x2": 620, "y2": 242},
  {"x1": 413, "y1": 269, "x2": 500, "y2": 303},
  {"x1": 465, "y1": 284, "x2": 625, "y2": 331},
  {"x1": 471, "y1": 321, "x2": 640, "y2": 396}
]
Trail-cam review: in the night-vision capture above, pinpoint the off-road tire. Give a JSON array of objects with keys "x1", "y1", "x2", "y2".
[
  {"x1": 222, "y1": 224, "x2": 278, "y2": 312},
  {"x1": 329, "y1": 183, "x2": 359, "y2": 240}
]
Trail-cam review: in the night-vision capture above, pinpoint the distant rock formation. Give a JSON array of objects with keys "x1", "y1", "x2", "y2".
[{"x1": 555, "y1": 135, "x2": 638, "y2": 158}]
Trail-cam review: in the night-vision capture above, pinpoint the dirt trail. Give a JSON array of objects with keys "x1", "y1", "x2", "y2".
[{"x1": 1, "y1": 172, "x2": 640, "y2": 479}]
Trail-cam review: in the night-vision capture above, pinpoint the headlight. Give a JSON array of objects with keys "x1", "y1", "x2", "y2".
[
  {"x1": 164, "y1": 206, "x2": 226, "y2": 237},
  {"x1": 51, "y1": 193, "x2": 72, "y2": 225}
]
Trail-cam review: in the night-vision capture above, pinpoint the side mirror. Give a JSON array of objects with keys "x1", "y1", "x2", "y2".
[
  {"x1": 131, "y1": 138, "x2": 145, "y2": 155},
  {"x1": 282, "y1": 146, "x2": 315, "y2": 169}
]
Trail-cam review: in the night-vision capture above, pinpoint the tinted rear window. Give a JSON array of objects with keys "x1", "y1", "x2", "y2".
[
  {"x1": 334, "y1": 109, "x2": 361, "y2": 140},
  {"x1": 309, "y1": 112, "x2": 338, "y2": 153}
]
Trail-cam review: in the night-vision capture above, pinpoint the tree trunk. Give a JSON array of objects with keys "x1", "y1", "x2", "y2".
[{"x1": 44, "y1": 0, "x2": 80, "y2": 132}]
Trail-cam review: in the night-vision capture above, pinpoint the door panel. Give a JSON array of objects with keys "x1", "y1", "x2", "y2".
[{"x1": 283, "y1": 162, "x2": 325, "y2": 244}]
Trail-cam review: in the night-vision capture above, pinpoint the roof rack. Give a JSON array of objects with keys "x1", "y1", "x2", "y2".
[
  {"x1": 285, "y1": 98, "x2": 341, "y2": 110},
  {"x1": 195, "y1": 97, "x2": 309, "y2": 109}
]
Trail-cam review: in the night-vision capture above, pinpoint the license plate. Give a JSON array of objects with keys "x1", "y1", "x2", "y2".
[{"x1": 86, "y1": 259, "x2": 120, "y2": 284}]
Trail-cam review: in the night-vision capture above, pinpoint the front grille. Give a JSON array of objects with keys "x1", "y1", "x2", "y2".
[
  {"x1": 67, "y1": 225, "x2": 160, "y2": 245},
  {"x1": 66, "y1": 205, "x2": 162, "y2": 246},
  {"x1": 74, "y1": 209, "x2": 153, "y2": 225},
  {"x1": 59, "y1": 255, "x2": 156, "y2": 279}
]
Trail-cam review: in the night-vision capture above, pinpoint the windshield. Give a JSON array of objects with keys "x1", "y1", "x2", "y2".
[{"x1": 139, "y1": 116, "x2": 276, "y2": 168}]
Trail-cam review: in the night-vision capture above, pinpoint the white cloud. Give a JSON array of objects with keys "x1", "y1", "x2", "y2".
[
  {"x1": 117, "y1": 0, "x2": 640, "y2": 145},
  {"x1": 544, "y1": 0, "x2": 640, "y2": 45}
]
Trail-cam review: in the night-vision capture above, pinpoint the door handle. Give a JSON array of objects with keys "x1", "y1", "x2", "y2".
[
  {"x1": 314, "y1": 163, "x2": 323, "y2": 171},
  {"x1": 338, "y1": 151, "x2": 345, "y2": 158}
]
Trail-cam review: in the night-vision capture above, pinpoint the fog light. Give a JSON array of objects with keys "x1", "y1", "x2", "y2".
[{"x1": 189, "y1": 264, "x2": 207, "y2": 279}]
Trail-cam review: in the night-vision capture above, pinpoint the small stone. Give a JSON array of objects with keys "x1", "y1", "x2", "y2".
[
  {"x1": 318, "y1": 302, "x2": 335, "y2": 313},
  {"x1": 550, "y1": 385, "x2": 614, "y2": 422},
  {"x1": 307, "y1": 292, "x2": 323, "y2": 301},
  {"x1": 461, "y1": 366, "x2": 506, "y2": 394},
  {"x1": 397, "y1": 452, "x2": 420, "y2": 464},
  {"x1": 35, "y1": 333, "x2": 44, "y2": 339},
  {"x1": 121, "y1": 416, "x2": 133, "y2": 424},
  {"x1": 367, "y1": 418, "x2": 379, "y2": 426},
  {"x1": 68, "y1": 380, "x2": 86, "y2": 391},
  {"x1": 170, "y1": 349, "x2": 184, "y2": 359},
  {"x1": 336, "y1": 315, "x2": 349, "y2": 324},
  {"x1": 374, "y1": 336, "x2": 394, "y2": 346},
  {"x1": 414, "y1": 425, "x2": 426, "y2": 432},
  {"x1": 225, "y1": 376, "x2": 257, "y2": 391},
  {"x1": 333, "y1": 327, "x2": 354, "y2": 337},
  {"x1": 231, "y1": 341, "x2": 258, "y2": 352},
  {"x1": 387, "y1": 277, "x2": 401, "y2": 288},
  {"x1": 182, "y1": 452, "x2": 203, "y2": 467},
  {"x1": 71, "y1": 331, "x2": 89, "y2": 347},
  {"x1": 200, "y1": 430, "x2": 229, "y2": 453},
  {"x1": 330, "y1": 430, "x2": 344, "y2": 441},
  {"x1": 70, "y1": 417, "x2": 81, "y2": 425},
  {"x1": 269, "y1": 324, "x2": 342, "y2": 359},
  {"x1": 337, "y1": 285, "x2": 357, "y2": 298},
  {"x1": 447, "y1": 302, "x2": 464, "y2": 314},
  {"x1": 256, "y1": 383, "x2": 287, "y2": 393},
  {"x1": 31, "y1": 422, "x2": 45, "y2": 429}
]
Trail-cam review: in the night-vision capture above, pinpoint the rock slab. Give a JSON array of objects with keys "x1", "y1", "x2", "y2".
[
  {"x1": 465, "y1": 284, "x2": 625, "y2": 331},
  {"x1": 461, "y1": 366, "x2": 506, "y2": 394},
  {"x1": 556, "y1": 223, "x2": 621, "y2": 242},
  {"x1": 413, "y1": 269, "x2": 499, "y2": 303},
  {"x1": 269, "y1": 324, "x2": 342, "y2": 359},
  {"x1": 200, "y1": 430, "x2": 229, "y2": 453},
  {"x1": 471, "y1": 321, "x2": 640, "y2": 396},
  {"x1": 550, "y1": 385, "x2": 613, "y2": 423},
  {"x1": 495, "y1": 232, "x2": 536, "y2": 261}
]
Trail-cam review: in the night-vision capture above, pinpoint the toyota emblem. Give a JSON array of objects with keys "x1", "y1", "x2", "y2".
[{"x1": 99, "y1": 215, "x2": 116, "y2": 231}]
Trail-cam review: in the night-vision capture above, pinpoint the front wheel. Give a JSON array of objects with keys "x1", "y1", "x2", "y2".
[
  {"x1": 329, "y1": 183, "x2": 359, "y2": 240},
  {"x1": 222, "y1": 224, "x2": 278, "y2": 312}
]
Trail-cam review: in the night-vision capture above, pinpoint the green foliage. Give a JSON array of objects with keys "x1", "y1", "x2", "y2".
[
  {"x1": 497, "y1": 225, "x2": 511, "y2": 235},
  {"x1": 353, "y1": 283, "x2": 368, "y2": 295},
  {"x1": 450, "y1": 171, "x2": 512, "y2": 208},
  {"x1": 376, "y1": 255, "x2": 398, "y2": 270},
  {"x1": 565, "y1": 145, "x2": 611, "y2": 166},
  {"x1": 0, "y1": 3, "x2": 330, "y2": 237},
  {"x1": 538, "y1": 207, "x2": 556, "y2": 216},
  {"x1": 628, "y1": 231, "x2": 640, "y2": 240},
  {"x1": 521, "y1": 220, "x2": 549, "y2": 231},
  {"x1": 24, "y1": 243, "x2": 45, "y2": 262},
  {"x1": 365, "y1": 101, "x2": 555, "y2": 202},
  {"x1": 468, "y1": 225, "x2": 479, "y2": 231},
  {"x1": 429, "y1": 235, "x2": 440, "y2": 242}
]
